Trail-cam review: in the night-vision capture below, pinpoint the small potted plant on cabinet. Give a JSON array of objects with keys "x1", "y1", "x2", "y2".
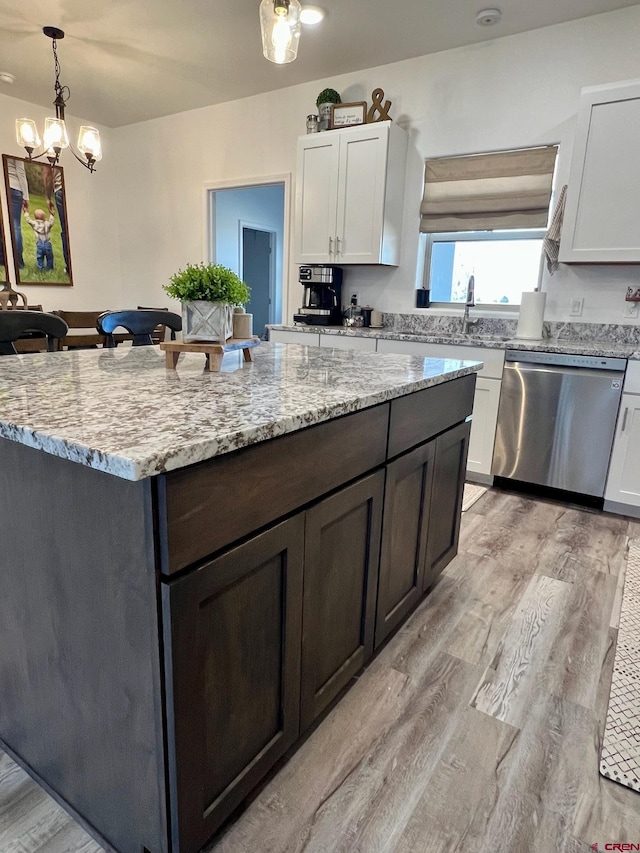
[
  {"x1": 163, "y1": 262, "x2": 250, "y2": 343},
  {"x1": 316, "y1": 87, "x2": 341, "y2": 131}
]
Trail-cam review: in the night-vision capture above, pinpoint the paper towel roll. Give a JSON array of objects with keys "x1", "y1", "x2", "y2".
[{"x1": 516, "y1": 291, "x2": 546, "y2": 340}]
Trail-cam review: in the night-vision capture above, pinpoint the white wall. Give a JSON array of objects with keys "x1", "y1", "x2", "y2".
[
  {"x1": 113, "y1": 5, "x2": 640, "y2": 325},
  {"x1": 0, "y1": 91, "x2": 121, "y2": 311}
]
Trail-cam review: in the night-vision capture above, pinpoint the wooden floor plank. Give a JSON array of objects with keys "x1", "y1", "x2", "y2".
[
  {"x1": 544, "y1": 569, "x2": 618, "y2": 710},
  {"x1": 2, "y1": 488, "x2": 640, "y2": 853},
  {"x1": 469, "y1": 573, "x2": 572, "y2": 727},
  {"x1": 464, "y1": 693, "x2": 595, "y2": 853}
]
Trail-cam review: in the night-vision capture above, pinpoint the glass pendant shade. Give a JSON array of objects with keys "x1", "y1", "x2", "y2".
[
  {"x1": 16, "y1": 119, "x2": 41, "y2": 149},
  {"x1": 43, "y1": 117, "x2": 69, "y2": 150},
  {"x1": 77, "y1": 126, "x2": 102, "y2": 162},
  {"x1": 260, "y1": 0, "x2": 301, "y2": 64}
]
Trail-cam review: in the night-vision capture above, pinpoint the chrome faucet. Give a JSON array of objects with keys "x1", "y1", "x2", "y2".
[{"x1": 462, "y1": 274, "x2": 479, "y2": 335}]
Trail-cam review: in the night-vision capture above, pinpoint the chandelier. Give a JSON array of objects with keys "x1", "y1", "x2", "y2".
[
  {"x1": 259, "y1": 0, "x2": 302, "y2": 64},
  {"x1": 15, "y1": 27, "x2": 102, "y2": 173}
]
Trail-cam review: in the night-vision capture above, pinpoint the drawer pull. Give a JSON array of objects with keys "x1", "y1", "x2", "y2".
[{"x1": 622, "y1": 406, "x2": 630, "y2": 432}]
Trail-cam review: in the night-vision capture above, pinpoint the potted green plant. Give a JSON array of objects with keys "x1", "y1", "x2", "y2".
[
  {"x1": 316, "y1": 87, "x2": 341, "y2": 130},
  {"x1": 163, "y1": 262, "x2": 250, "y2": 343}
]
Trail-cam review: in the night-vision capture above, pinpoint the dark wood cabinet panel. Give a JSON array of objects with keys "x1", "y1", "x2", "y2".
[
  {"x1": 424, "y1": 420, "x2": 471, "y2": 588},
  {"x1": 162, "y1": 515, "x2": 304, "y2": 852},
  {"x1": 375, "y1": 440, "x2": 435, "y2": 648},
  {"x1": 388, "y1": 374, "x2": 475, "y2": 458},
  {"x1": 158, "y1": 403, "x2": 389, "y2": 574},
  {"x1": 300, "y1": 471, "x2": 384, "y2": 731}
]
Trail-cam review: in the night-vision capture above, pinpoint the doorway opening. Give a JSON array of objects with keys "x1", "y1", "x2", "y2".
[
  {"x1": 241, "y1": 225, "x2": 275, "y2": 339},
  {"x1": 208, "y1": 181, "x2": 286, "y2": 338}
]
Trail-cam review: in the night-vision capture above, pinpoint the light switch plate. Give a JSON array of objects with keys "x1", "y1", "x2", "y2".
[{"x1": 569, "y1": 297, "x2": 584, "y2": 316}]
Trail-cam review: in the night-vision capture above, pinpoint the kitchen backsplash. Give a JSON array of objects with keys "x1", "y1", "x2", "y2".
[{"x1": 383, "y1": 313, "x2": 640, "y2": 345}]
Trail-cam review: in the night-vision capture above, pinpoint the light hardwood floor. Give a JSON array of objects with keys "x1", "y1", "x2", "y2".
[{"x1": 2, "y1": 488, "x2": 640, "y2": 852}]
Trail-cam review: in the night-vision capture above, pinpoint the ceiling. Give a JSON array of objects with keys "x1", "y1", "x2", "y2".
[{"x1": 0, "y1": 0, "x2": 638, "y2": 128}]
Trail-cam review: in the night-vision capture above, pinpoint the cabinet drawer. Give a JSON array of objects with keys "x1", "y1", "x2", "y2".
[
  {"x1": 388, "y1": 374, "x2": 475, "y2": 459},
  {"x1": 319, "y1": 334, "x2": 377, "y2": 352},
  {"x1": 269, "y1": 329, "x2": 321, "y2": 346},
  {"x1": 158, "y1": 404, "x2": 389, "y2": 574}
]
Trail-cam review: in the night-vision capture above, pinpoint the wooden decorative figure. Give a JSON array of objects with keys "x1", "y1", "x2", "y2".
[{"x1": 366, "y1": 88, "x2": 393, "y2": 123}]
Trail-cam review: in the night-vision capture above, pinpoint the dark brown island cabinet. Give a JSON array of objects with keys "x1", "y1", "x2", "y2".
[{"x1": 0, "y1": 372, "x2": 474, "y2": 853}]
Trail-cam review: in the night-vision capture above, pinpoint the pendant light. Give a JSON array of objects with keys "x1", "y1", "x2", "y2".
[
  {"x1": 259, "y1": 0, "x2": 302, "y2": 64},
  {"x1": 15, "y1": 27, "x2": 102, "y2": 173}
]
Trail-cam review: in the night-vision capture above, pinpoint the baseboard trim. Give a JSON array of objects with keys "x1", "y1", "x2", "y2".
[
  {"x1": 465, "y1": 471, "x2": 493, "y2": 486},
  {"x1": 604, "y1": 499, "x2": 640, "y2": 519}
]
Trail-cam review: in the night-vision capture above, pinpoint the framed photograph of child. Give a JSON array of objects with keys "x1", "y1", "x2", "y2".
[{"x1": 2, "y1": 154, "x2": 73, "y2": 287}]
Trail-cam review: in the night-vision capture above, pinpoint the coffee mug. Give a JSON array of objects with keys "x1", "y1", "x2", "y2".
[{"x1": 370, "y1": 310, "x2": 383, "y2": 327}]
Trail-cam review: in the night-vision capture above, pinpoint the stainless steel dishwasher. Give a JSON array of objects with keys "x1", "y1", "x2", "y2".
[{"x1": 493, "y1": 350, "x2": 626, "y2": 497}]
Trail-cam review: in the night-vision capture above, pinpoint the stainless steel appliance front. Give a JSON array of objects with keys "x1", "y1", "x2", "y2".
[{"x1": 493, "y1": 350, "x2": 626, "y2": 497}]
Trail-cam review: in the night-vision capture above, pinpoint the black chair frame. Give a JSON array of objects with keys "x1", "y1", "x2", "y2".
[
  {"x1": 0, "y1": 310, "x2": 69, "y2": 356},
  {"x1": 96, "y1": 310, "x2": 182, "y2": 348}
]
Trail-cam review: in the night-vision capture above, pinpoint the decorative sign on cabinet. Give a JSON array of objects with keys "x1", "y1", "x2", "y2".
[
  {"x1": 560, "y1": 78, "x2": 640, "y2": 263},
  {"x1": 294, "y1": 120, "x2": 408, "y2": 266}
]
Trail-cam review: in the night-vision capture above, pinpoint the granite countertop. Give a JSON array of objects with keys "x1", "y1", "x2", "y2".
[
  {"x1": 268, "y1": 324, "x2": 638, "y2": 359},
  {"x1": 0, "y1": 342, "x2": 481, "y2": 481}
]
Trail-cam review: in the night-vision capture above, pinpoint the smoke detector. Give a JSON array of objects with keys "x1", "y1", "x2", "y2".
[
  {"x1": 476, "y1": 8, "x2": 502, "y2": 26},
  {"x1": 0, "y1": 72, "x2": 15, "y2": 85}
]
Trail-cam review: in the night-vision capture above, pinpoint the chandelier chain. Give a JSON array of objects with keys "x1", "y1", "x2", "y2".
[{"x1": 51, "y1": 37, "x2": 70, "y2": 112}]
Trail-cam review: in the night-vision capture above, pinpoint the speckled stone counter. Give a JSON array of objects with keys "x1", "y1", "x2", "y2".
[
  {"x1": 0, "y1": 342, "x2": 481, "y2": 480},
  {"x1": 268, "y1": 319, "x2": 640, "y2": 359}
]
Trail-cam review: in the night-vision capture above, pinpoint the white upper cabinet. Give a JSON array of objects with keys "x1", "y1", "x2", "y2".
[
  {"x1": 560, "y1": 78, "x2": 640, "y2": 262},
  {"x1": 295, "y1": 121, "x2": 408, "y2": 265}
]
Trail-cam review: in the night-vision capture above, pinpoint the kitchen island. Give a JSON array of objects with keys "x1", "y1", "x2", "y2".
[{"x1": 0, "y1": 342, "x2": 480, "y2": 853}]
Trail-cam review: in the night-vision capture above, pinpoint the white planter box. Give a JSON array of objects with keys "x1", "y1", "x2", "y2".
[{"x1": 182, "y1": 301, "x2": 233, "y2": 343}]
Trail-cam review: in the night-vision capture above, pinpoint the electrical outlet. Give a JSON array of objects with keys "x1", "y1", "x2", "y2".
[
  {"x1": 569, "y1": 297, "x2": 584, "y2": 316},
  {"x1": 350, "y1": 292, "x2": 359, "y2": 306},
  {"x1": 624, "y1": 302, "x2": 640, "y2": 318}
]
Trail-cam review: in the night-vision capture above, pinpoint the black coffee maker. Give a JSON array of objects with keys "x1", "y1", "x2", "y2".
[{"x1": 293, "y1": 266, "x2": 343, "y2": 326}]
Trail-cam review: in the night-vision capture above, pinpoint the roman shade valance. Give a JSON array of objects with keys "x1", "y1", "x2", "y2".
[{"x1": 420, "y1": 145, "x2": 558, "y2": 233}]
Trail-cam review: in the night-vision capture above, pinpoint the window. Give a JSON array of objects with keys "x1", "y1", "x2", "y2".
[
  {"x1": 419, "y1": 145, "x2": 557, "y2": 306},
  {"x1": 426, "y1": 229, "x2": 544, "y2": 305}
]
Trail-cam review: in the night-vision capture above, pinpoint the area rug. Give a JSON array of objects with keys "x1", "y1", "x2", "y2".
[
  {"x1": 600, "y1": 539, "x2": 640, "y2": 792},
  {"x1": 462, "y1": 483, "x2": 487, "y2": 512}
]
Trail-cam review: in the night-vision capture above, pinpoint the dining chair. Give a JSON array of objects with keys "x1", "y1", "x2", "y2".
[
  {"x1": 96, "y1": 309, "x2": 182, "y2": 348},
  {"x1": 0, "y1": 310, "x2": 69, "y2": 355},
  {"x1": 53, "y1": 310, "x2": 111, "y2": 349},
  {"x1": 0, "y1": 289, "x2": 28, "y2": 311},
  {"x1": 137, "y1": 306, "x2": 176, "y2": 346}
]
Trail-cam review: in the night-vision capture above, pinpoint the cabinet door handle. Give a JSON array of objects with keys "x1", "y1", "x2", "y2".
[
  {"x1": 328, "y1": 236, "x2": 333, "y2": 255},
  {"x1": 622, "y1": 406, "x2": 630, "y2": 432},
  {"x1": 336, "y1": 236, "x2": 341, "y2": 255}
]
